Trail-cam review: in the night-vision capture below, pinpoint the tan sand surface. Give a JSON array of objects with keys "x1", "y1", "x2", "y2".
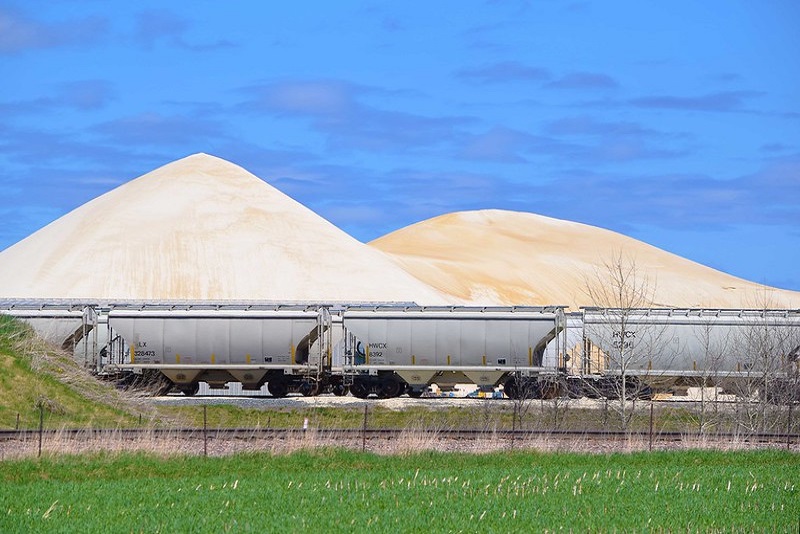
[
  {"x1": 0, "y1": 154, "x2": 451, "y2": 304},
  {"x1": 370, "y1": 209, "x2": 800, "y2": 309}
]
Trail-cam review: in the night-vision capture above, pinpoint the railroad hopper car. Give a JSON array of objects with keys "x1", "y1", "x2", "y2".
[
  {"x1": 576, "y1": 308, "x2": 800, "y2": 400},
  {"x1": 338, "y1": 306, "x2": 566, "y2": 399},
  {"x1": 0, "y1": 301, "x2": 107, "y2": 367},
  {"x1": 107, "y1": 305, "x2": 331, "y2": 396}
]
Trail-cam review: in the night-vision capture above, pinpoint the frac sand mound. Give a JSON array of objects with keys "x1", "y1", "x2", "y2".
[
  {"x1": 0, "y1": 154, "x2": 450, "y2": 304},
  {"x1": 369, "y1": 209, "x2": 800, "y2": 309}
]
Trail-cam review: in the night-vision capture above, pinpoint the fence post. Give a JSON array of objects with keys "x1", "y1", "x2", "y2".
[
  {"x1": 38, "y1": 405, "x2": 43, "y2": 458},
  {"x1": 361, "y1": 404, "x2": 369, "y2": 452},
  {"x1": 788, "y1": 402, "x2": 794, "y2": 451},
  {"x1": 648, "y1": 401, "x2": 654, "y2": 452},
  {"x1": 510, "y1": 403, "x2": 517, "y2": 449},
  {"x1": 203, "y1": 405, "x2": 208, "y2": 457},
  {"x1": 361, "y1": 405, "x2": 368, "y2": 453}
]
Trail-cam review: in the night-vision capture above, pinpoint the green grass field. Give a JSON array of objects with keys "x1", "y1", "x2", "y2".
[
  {"x1": 0, "y1": 449, "x2": 796, "y2": 532},
  {"x1": 0, "y1": 316, "x2": 141, "y2": 429}
]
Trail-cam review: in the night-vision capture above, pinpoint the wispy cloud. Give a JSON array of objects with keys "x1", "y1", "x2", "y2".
[
  {"x1": 0, "y1": 7, "x2": 108, "y2": 54},
  {"x1": 459, "y1": 126, "x2": 568, "y2": 162},
  {"x1": 238, "y1": 79, "x2": 473, "y2": 152},
  {"x1": 134, "y1": 9, "x2": 235, "y2": 51},
  {"x1": 57, "y1": 80, "x2": 115, "y2": 110},
  {"x1": 629, "y1": 91, "x2": 762, "y2": 112},
  {"x1": 0, "y1": 80, "x2": 114, "y2": 116},
  {"x1": 455, "y1": 61, "x2": 551, "y2": 84},
  {"x1": 246, "y1": 79, "x2": 353, "y2": 116},
  {"x1": 545, "y1": 72, "x2": 619, "y2": 90},
  {"x1": 542, "y1": 115, "x2": 690, "y2": 162},
  {"x1": 534, "y1": 154, "x2": 800, "y2": 230},
  {"x1": 0, "y1": 125, "x2": 115, "y2": 167},
  {"x1": 760, "y1": 142, "x2": 792, "y2": 153},
  {"x1": 544, "y1": 116, "x2": 659, "y2": 137},
  {"x1": 91, "y1": 112, "x2": 229, "y2": 147},
  {"x1": 134, "y1": 9, "x2": 188, "y2": 48}
]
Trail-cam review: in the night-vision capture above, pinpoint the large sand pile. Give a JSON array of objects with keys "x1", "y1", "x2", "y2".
[
  {"x1": 0, "y1": 154, "x2": 450, "y2": 304},
  {"x1": 370, "y1": 209, "x2": 800, "y2": 309}
]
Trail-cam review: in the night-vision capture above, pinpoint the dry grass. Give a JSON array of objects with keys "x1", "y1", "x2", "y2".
[{"x1": 1, "y1": 422, "x2": 794, "y2": 461}]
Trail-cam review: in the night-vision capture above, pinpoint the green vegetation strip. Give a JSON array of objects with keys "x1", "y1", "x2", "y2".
[
  {"x1": 0, "y1": 450, "x2": 796, "y2": 532},
  {"x1": 0, "y1": 316, "x2": 139, "y2": 429}
]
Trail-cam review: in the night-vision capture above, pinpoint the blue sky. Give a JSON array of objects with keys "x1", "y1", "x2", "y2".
[{"x1": 1, "y1": 1, "x2": 798, "y2": 290}]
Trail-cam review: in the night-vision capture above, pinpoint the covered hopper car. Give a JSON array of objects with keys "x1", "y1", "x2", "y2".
[
  {"x1": 338, "y1": 306, "x2": 566, "y2": 398},
  {"x1": 106, "y1": 304, "x2": 328, "y2": 396},
  {"x1": 2, "y1": 300, "x2": 799, "y2": 402},
  {"x1": 576, "y1": 307, "x2": 800, "y2": 400}
]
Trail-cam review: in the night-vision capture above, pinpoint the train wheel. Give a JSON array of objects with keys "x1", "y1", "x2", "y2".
[
  {"x1": 636, "y1": 384, "x2": 654, "y2": 400},
  {"x1": 268, "y1": 379, "x2": 289, "y2": 398},
  {"x1": 504, "y1": 377, "x2": 543, "y2": 400},
  {"x1": 332, "y1": 384, "x2": 349, "y2": 397},
  {"x1": 380, "y1": 376, "x2": 403, "y2": 398},
  {"x1": 503, "y1": 377, "x2": 519, "y2": 400},
  {"x1": 407, "y1": 387, "x2": 424, "y2": 398},
  {"x1": 524, "y1": 380, "x2": 543, "y2": 400},
  {"x1": 539, "y1": 380, "x2": 561, "y2": 400},
  {"x1": 299, "y1": 380, "x2": 320, "y2": 397},
  {"x1": 566, "y1": 380, "x2": 584, "y2": 399},
  {"x1": 180, "y1": 383, "x2": 199, "y2": 397},
  {"x1": 350, "y1": 380, "x2": 370, "y2": 399}
]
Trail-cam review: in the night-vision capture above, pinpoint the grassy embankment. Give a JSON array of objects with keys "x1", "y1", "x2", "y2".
[
  {"x1": 0, "y1": 449, "x2": 796, "y2": 532},
  {"x1": 0, "y1": 315, "x2": 147, "y2": 429}
]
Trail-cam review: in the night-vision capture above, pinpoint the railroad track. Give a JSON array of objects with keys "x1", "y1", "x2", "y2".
[{"x1": 1, "y1": 427, "x2": 797, "y2": 443}]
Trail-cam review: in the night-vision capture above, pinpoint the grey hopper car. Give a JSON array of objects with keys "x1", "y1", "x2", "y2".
[
  {"x1": 108, "y1": 305, "x2": 326, "y2": 396},
  {"x1": 0, "y1": 301, "x2": 105, "y2": 369},
  {"x1": 576, "y1": 308, "x2": 800, "y2": 399},
  {"x1": 339, "y1": 306, "x2": 566, "y2": 398}
]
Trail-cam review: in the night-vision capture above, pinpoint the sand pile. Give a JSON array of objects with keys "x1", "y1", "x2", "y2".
[
  {"x1": 2, "y1": 156, "x2": 795, "y2": 309},
  {"x1": 370, "y1": 209, "x2": 800, "y2": 309},
  {"x1": 0, "y1": 154, "x2": 450, "y2": 304}
]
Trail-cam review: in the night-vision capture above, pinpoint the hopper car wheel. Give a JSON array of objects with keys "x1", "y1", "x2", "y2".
[
  {"x1": 268, "y1": 379, "x2": 289, "y2": 398},
  {"x1": 636, "y1": 384, "x2": 654, "y2": 400},
  {"x1": 503, "y1": 377, "x2": 519, "y2": 400},
  {"x1": 566, "y1": 380, "x2": 585, "y2": 399},
  {"x1": 379, "y1": 376, "x2": 403, "y2": 398},
  {"x1": 539, "y1": 381, "x2": 561, "y2": 400},
  {"x1": 332, "y1": 384, "x2": 349, "y2": 397},
  {"x1": 503, "y1": 377, "x2": 542, "y2": 400},
  {"x1": 407, "y1": 387, "x2": 424, "y2": 398},
  {"x1": 622, "y1": 378, "x2": 646, "y2": 400},
  {"x1": 300, "y1": 380, "x2": 320, "y2": 397},
  {"x1": 350, "y1": 380, "x2": 370, "y2": 399},
  {"x1": 180, "y1": 383, "x2": 199, "y2": 397}
]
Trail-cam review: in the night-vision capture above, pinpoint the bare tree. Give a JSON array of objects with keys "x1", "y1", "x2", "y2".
[
  {"x1": 683, "y1": 317, "x2": 737, "y2": 435},
  {"x1": 728, "y1": 295, "x2": 800, "y2": 435},
  {"x1": 581, "y1": 251, "x2": 665, "y2": 431}
]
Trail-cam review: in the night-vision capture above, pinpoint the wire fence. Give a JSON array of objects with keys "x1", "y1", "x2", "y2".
[{"x1": 1, "y1": 397, "x2": 797, "y2": 459}]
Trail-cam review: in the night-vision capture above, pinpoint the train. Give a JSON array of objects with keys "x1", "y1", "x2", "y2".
[{"x1": 2, "y1": 300, "x2": 799, "y2": 402}]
